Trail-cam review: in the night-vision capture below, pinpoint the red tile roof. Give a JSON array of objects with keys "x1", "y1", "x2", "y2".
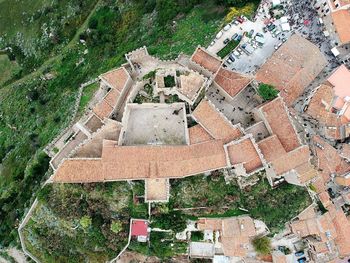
[
  {"x1": 259, "y1": 97, "x2": 301, "y2": 152},
  {"x1": 131, "y1": 220, "x2": 148, "y2": 236},
  {"x1": 331, "y1": 9, "x2": 350, "y2": 45},
  {"x1": 256, "y1": 35, "x2": 326, "y2": 105},
  {"x1": 226, "y1": 137, "x2": 264, "y2": 173},
  {"x1": 191, "y1": 47, "x2": 222, "y2": 74},
  {"x1": 193, "y1": 99, "x2": 242, "y2": 143},
  {"x1": 214, "y1": 67, "x2": 252, "y2": 98}
]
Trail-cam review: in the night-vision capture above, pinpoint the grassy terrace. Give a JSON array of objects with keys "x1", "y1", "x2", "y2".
[
  {"x1": 22, "y1": 182, "x2": 147, "y2": 262},
  {"x1": 0, "y1": 0, "x2": 226, "y2": 246},
  {"x1": 217, "y1": 40, "x2": 240, "y2": 58},
  {"x1": 153, "y1": 173, "x2": 312, "y2": 234}
]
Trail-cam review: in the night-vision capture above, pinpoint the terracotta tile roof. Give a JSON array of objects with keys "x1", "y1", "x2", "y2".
[
  {"x1": 198, "y1": 217, "x2": 256, "y2": 257},
  {"x1": 319, "y1": 191, "x2": 332, "y2": 208},
  {"x1": 257, "y1": 135, "x2": 286, "y2": 162},
  {"x1": 226, "y1": 137, "x2": 264, "y2": 173},
  {"x1": 101, "y1": 139, "x2": 227, "y2": 180},
  {"x1": 192, "y1": 99, "x2": 242, "y2": 143},
  {"x1": 197, "y1": 218, "x2": 223, "y2": 231},
  {"x1": 93, "y1": 99, "x2": 113, "y2": 119},
  {"x1": 188, "y1": 124, "x2": 213, "y2": 145},
  {"x1": 294, "y1": 162, "x2": 319, "y2": 183},
  {"x1": 259, "y1": 97, "x2": 301, "y2": 152},
  {"x1": 100, "y1": 67, "x2": 129, "y2": 92},
  {"x1": 256, "y1": 34, "x2": 326, "y2": 105},
  {"x1": 272, "y1": 251, "x2": 287, "y2": 263},
  {"x1": 331, "y1": 9, "x2": 350, "y2": 45},
  {"x1": 271, "y1": 145, "x2": 311, "y2": 176},
  {"x1": 54, "y1": 159, "x2": 104, "y2": 182},
  {"x1": 104, "y1": 88, "x2": 121, "y2": 108},
  {"x1": 312, "y1": 136, "x2": 350, "y2": 176},
  {"x1": 74, "y1": 120, "x2": 122, "y2": 158},
  {"x1": 306, "y1": 84, "x2": 339, "y2": 125},
  {"x1": 214, "y1": 67, "x2": 252, "y2": 98},
  {"x1": 291, "y1": 211, "x2": 337, "y2": 241},
  {"x1": 333, "y1": 210, "x2": 350, "y2": 256},
  {"x1": 328, "y1": 65, "x2": 350, "y2": 98},
  {"x1": 340, "y1": 143, "x2": 350, "y2": 160},
  {"x1": 191, "y1": 47, "x2": 222, "y2": 74}
]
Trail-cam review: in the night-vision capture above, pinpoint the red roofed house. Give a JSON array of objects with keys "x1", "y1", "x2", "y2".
[
  {"x1": 306, "y1": 65, "x2": 350, "y2": 141},
  {"x1": 131, "y1": 219, "x2": 149, "y2": 242}
]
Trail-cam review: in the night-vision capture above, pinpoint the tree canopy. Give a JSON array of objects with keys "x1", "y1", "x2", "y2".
[
  {"x1": 257, "y1": 83, "x2": 279, "y2": 101},
  {"x1": 252, "y1": 236, "x2": 271, "y2": 255}
]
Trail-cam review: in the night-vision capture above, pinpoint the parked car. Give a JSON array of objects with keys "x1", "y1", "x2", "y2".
[
  {"x1": 256, "y1": 32, "x2": 264, "y2": 38},
  {"x1": 241, "y1": 15, "x2": 248, "y2": 21},
  {"x1": 232, "y1": 33, "x2": 238, "y2": 40},
  {"x1": 236, "y1": 35, "x2": 242, "y2": 41},
  {"x1": 295, "y1": 251, "x2": 304, "y2": 257},
  {"x1": 233, "y1": 50, "x2": 240, "y2": 57},
  {"x1": 226, "y1": 58, "x2": 232, "y2": 64},
  {"x1": 282, "y1": 37, "x2": 287, "y2": 42},
  {"x1": 273, "y1": 30, "x2": 281, "y2": 37},
  {"x1": 297, "y1": 257, "x2": 306, "y2": 263},
  {"x1": 233, "y1": 20, "x2": 240, "y2": 25},
  {"x1": 248, "y1": 29, "x2": 254, "y2": 37},
  {"x1": 223, "y1": 24, "x2": 231, "y2": 31},
  {"x1": 229, "y1": 54, "x2": 235, "y2": 61},
  {"x1": 274, "y1": 42, "x2": 283, "y2": 50},
  {"x1": 237, "y1": 17, "x2": 244, "y2": 23},
  {"x1": 237, "y1": 47, "x2": 243, "y2": 53},
  {"x1": 263, "y1": 26, "x2": 268, "y2": 33},
  {"x1": 267, "y1": 23, "x2": 276, "y2": 31},
  {"x1": 223, "y1": 38, "x2": 230, "y2": 44},
  {"x1": 209, "y1": 41, "x2": 215, "y2": 46},
  {"x1": 216, "y1": 31, "x2": 223, "y2": 39}
]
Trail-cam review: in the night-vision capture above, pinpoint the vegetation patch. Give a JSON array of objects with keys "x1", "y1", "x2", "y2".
[
  {"x1": 22, "y1": 182, "x2": 148, "y2": 262},
  {"x1": 164, "y1": 75, "x2": 175, "y2": 88},
  {"x1": 77, "y1": 82, "x2": 99, "y2": 117},
  {"x1": 160, "y1": 172, "x2": 311, "y2": 233},
  {"x1": 0, "y1": 54, "x2": 21, "y2": 85},
  {"x1": 252, "y1": 236, "x2": 271, "y2": 255},
  {"x1": 217, "y1": 40, "x2": 240, "y2": 58},
  {"x1": 257, "y1": 83, "x2": 279, "y2": 101},
  {"x1": 129, "y1": 231, "x2": 187, "y2": 259}
]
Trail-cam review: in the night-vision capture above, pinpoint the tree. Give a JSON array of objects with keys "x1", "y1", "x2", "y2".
[
  {"x1": 257, "y1": 83, "x2": 279, "y2": 101},
  {"x1": 252, "y1": 236, "x2": 271, "y2": 255},
  {"x1": 110, "y1": 221, "x2": 122, "y2": 234},
  {"x1": 80, "y1": 215, "x2": 92, "y2": 229}
]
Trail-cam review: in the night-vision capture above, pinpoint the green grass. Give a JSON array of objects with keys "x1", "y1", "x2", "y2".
[
  {"x1": 22, "y1": 182, "x2": 147, "y2": 262},
  {"x1": 217, "y1": 40, "x2": 240, "y2": 59},
  {"x1": 0, "y1": 54, "x2": 21, "y2": 85},
  {"x1": 77, "y1": 82, "x2": 99, "y2": 116},
  {"x1": 164, "y1": 173, "x2": 311, "y2": 233}
]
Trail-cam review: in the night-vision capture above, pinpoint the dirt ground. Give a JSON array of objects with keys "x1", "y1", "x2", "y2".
[{"x1": 117, "y1": 251, "x2": 190, "y2": 263}]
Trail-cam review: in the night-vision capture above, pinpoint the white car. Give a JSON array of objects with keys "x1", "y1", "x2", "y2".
[
  {"x1": 233, "y1": 50, "x2": 240, "y2": 57},
  {"x1": 223, "y1": 24, "x2": 231, "y2": 31},
  {"x1": 210, "y1": 41, "x2": 215, "y2": 46},
  {"x1": 216, "y1": 31, "x2": 223, "y2": 39}
]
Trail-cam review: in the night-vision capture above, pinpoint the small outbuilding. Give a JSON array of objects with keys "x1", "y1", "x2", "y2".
[{"x1": 131, "y1": 219, "x2": 149, "y2": 242}]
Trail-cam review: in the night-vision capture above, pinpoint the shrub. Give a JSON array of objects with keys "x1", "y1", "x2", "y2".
[
  {"x1": 152, "y1": 211, "x2": 187, "y2": 233},
  {"x1": 110, "y1": 221, "x2": 122, "y2": 234},
  {"x1": 80, "y1": 215, "x2": 92, "y2": 229},
  {"x1": 257, "y1": 83, "x2": 279, "y2": 101},
  {"x1": 164, "y1": 75, "x2": 175, "y2": 87},
  {"x1": 252, "y1": 236, "x2": 271, "y2": 255},
  {"x1": 191, "y1": 231, "x2": 204, "y2": 241}
]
